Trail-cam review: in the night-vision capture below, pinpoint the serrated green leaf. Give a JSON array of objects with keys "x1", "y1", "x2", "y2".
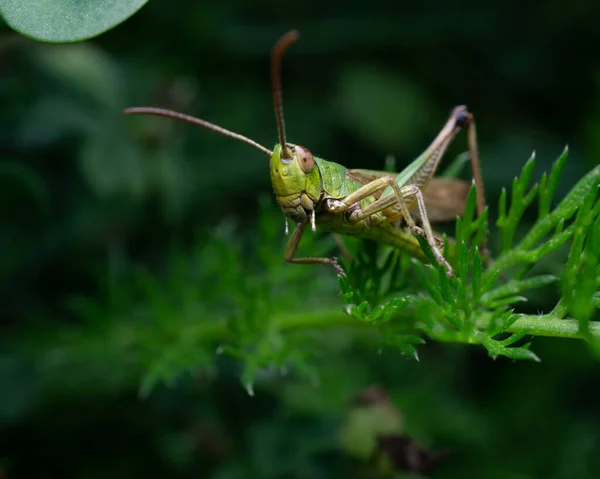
[
  {"x1": 520, "y1": 165, "x2": 600, "y2": 250},
  {"x1": 395, "y1": 343, "x2": 420, "y2": 360},
  {"x1": 519, "y1": 153, "x2": 536, "y2": 192},
  {"x1": 332, "y1": 152, "x2": 600, "y2": 365},
  {"x1": 462, "y1": 185, "x2": 477, "y2": 235},
  {"x1": 486, "y1": 310, "x2": 520, "y2": 337},
  {"x1": 497, "y1": 330, "x2": 529, "y2": 347},
  {"x1": 485, "y1": 296, "x2": 528, "y2": 309},
  {"x1": 497, "y1": 187, "x2": 507, "y2": 227},
  {"x1": 481, "y1": 275, "x2": 558, "y2": 305},
  {"x1": 538, "y1": 172, "x2": 549, "y2": 217},
  {"x1": 539, "y1": 147, "x2": 569, "y2": 218},
  {"x1": 483, "y1": 337, "x2": 540, "y2": 362},
  {"x1": 413, "y1": 261, "x2": 444, "y2": 305},
  {"x1": 471, "y1": 248, "x2": 482, "y2": 305},
  {"x1": 522, "y1": 183, "x2": 540, "y2": 209}
]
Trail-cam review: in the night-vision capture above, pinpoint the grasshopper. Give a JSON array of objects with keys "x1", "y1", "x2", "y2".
[{"x1": 125, "y1": 30, "x2": 486, "y2": 277}]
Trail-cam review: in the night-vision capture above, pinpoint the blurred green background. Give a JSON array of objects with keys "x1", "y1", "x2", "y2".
[{"x1": 2, "y1": 0, "x2": 600, "y2": 477}]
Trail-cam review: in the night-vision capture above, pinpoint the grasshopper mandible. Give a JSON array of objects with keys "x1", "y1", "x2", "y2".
[{"x1": 125, "y1": 30, "x2": 486, "y2": 278}]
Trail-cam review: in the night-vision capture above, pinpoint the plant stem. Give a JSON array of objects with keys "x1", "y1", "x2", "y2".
[
  {"x1": 506, "y1": 316, "x2": 600, "y2": 339},
  {"x1": 274, "y1": 309, "x2": 600, "y2": 341}
]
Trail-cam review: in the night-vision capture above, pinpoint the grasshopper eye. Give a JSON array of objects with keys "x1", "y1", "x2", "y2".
[{"x1": 296, "y1": 146, "x2": 315, "y2": 174}]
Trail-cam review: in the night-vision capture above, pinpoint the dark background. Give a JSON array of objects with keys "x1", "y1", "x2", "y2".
[{"x1": 1, "y1": 0, "x2": 600, "y2": 477}]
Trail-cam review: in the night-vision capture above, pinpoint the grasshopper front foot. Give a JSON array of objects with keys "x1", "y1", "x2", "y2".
[
  {"x1": 438, "y1": 257, "x2": 454, "y2": 278},
  {"x1": 284, "y1": 222, "x2": 347, "y2": 277},
  {"x1": 330, "y1": 257, "x2": 347, "y2": 277},
  {"x1": 406, "y1": 224, "x2": 453, "y2": 277},
  {"x1": 284, "y1": 254, "x2": 346, "y2": 277}
]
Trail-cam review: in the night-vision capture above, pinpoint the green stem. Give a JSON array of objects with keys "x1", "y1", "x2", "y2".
[
  {"x1": 272, "y1": 309, "x2": 600, "y2": 341},
  {"x1": 506, "y1": 316, "x2": 600, "y2": 339}
]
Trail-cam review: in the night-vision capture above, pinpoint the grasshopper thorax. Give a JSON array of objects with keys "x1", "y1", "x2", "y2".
[{"x1": 270, "y1": 143, "x2": 323, "y2": 223}]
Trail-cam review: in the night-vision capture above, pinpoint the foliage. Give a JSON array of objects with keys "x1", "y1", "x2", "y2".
[
  {"x1": 14, "y1": 150, "x2": 596, "y2": 399},
  {"x1": 4, "y1": 2, "x2": 600, "y2": 478},
  {"x1": 3, "y1": 147, "x2": 599, "y2": 478},
  {"x1": 341, "y1": 149, "x2": 600, "y2": 361},
  {"x1": 72, "y1": 150, "x2": 600, "y2": 395},
  {"x1": 0, "y1": 0, "x2": 149, "y2": 43}
]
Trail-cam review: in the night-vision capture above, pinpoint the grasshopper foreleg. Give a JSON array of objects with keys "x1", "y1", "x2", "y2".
[
  {"x1": 325, "y1": 177, "x2": 452, "y2": 276},
  {"x1": 284, "y1": 222, "x2": 346, "y2": 276}
]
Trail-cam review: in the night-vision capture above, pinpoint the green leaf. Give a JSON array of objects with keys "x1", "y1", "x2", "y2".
[
  {"x1": 520, "y1": 164, "x2": 600, "y2": 251},
  {"x1": 498, "y1": 152, "x2": 538, "y2": 251},
  {"x1": 539, "y1": 147, "x2": 568, "y2": 218},
  {"x1": 483, "y1": 336, "x2": 540, "y2": 362},
  {"x1": 481, "y1": 275, "x2": 558, "y2": 307},
  {"x1": 563, "y1": 196, "x2": 600, "y2": 340},
  {"x1": 0, "y1": 0, "x2": 149, "y2": 43},
  {"x1": 471, "y1": 248, "x2": 482, "y2": 305}
]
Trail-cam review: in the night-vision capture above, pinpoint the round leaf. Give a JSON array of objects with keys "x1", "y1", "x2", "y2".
[{"x1": 0, "y1": 0, "x2": 149, "y2": 43}]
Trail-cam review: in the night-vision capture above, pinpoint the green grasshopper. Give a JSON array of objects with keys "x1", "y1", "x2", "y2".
[{"x1": 125, "y1": 30, "x2": 486, "y2": 277}]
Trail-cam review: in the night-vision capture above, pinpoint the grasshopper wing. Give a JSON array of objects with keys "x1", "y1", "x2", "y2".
[{"x1": 415, "y1": 177, "x2": 470, "y2": 222}]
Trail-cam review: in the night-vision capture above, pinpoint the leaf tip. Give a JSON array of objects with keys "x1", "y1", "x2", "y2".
[{"x1": 245, "y1": 381, "x2": 255, "y2": 397}]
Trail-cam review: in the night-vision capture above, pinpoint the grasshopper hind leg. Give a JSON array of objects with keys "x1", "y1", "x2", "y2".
[
  {"x1": 400, "y1": 184, "x2": 453, "y2": 276},
  {"x1": 327, "y1": 176, "x2": 454, "y2": 276}
]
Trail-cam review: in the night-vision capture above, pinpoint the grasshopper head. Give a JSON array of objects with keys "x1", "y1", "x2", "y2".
[{"x1": 270, "y1": 143, "x2": 322, "y2": 222}]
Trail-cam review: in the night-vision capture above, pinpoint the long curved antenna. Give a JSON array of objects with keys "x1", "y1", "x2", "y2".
[
  {"x1": 271, "y1": 30, "x2": 299, "y2": 159},
  {"x1": 123, "y1": 107, "x2": 273, "y2": 157}
]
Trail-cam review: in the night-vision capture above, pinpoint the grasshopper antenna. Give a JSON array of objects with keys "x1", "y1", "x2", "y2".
[
  {"x1": 271, "y1": 30, "x2": 299, "y2": 160},
  {"x1": 123, "y1": 107, "x2": 273, "y2": 157}
]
